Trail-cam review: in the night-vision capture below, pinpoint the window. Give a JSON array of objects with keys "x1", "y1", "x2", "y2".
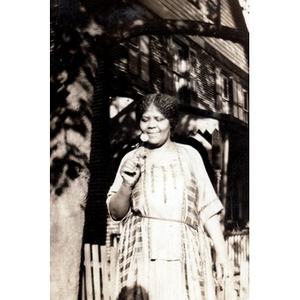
[
  {"x1": 189, "y1": 50, "x2": 197, "y2": 102},
  {"x1": 207, "y1": 0, "x2": 219, "y2": 23},
  {"x1": 172, "y1": 41, "x2": 189, "y2": 102},
  {"x1": 221, "y1": 73, "x2": 230, "y2": 114},
  {"x1": 189, "y1": 51, "x2": 197, "y2": 76},
  {"x1": 165, "y1": 40, "x2": 198, "y2": 104},
  {"x1": 128, "y1": 36, "x2": 150, "y2": 82},
  {"x1": 173, "y1": 42, "x2": 188, "y2": 75},
  {"x1": 232, "y1": 79, "x2": 249, "y2": 123},
  {"x1": 222, "y1": 75, "x2": 230, "y2": 100},
  {"x1": 243, "y1": 90, "x2": 249, "y2": 112},
  {"x1": 243, "y1": 90, "x2": 249, "y2": 123},
  {"x1": 187, "y1": 0, "x2": 219, "y2": 23},
  {"x1": 215, "y1": 69, "x2": 248, "y2": 124},
  {"x1": 187, "y1": 0, "x2": 201, "y2": 9}
]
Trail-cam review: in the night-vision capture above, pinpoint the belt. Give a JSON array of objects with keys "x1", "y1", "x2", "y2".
[{"x1": 132, "y1": 211, "x2": 198, "y2": 231}]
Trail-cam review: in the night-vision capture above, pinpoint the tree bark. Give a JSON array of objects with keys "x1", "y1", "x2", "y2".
[
  {"x1": 50, "y1": 170, "x2": 89, "y2": 299},
  {"x1": 50, "y1": 0, "x2": 97, "y2": 298},
  {"x1": 50, "y1": 70, "x2": 95, "y2": 299}
]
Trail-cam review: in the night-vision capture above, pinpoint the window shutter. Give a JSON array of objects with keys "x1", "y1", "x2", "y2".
[
  {"x1": 140, "y1": 55, "x2": 149, "y2": 81},
  {"x1": 128, "y1": 38, "x2": 139, "y2": 76},
  {"x1": 129, "y1": 48, "x2": 139, "y2": 75},
  {"x1": 190, "y1": 77, "x2": 197, "y2": 102},
  {"x1": 163, "y1": 39, "x2": 173, "y2": 94},
  {"x1": 230, "y1": 78, "x2": 238, "y2": 103},
  {"x1": 189, "y1": 51, "x2": 197, "y2": 75},
  {"x1": 215, "y1": 67, "x2": 222, "y2": 94},
  {"x1": 237, "y1": 84, "x2": 244, "y2": 120},
  {"x1": 163, "y1": 67, "x2": 173, "y2": 95},
  {"x1": 237, "y1": 83, "x2": 243, "y2": 106},
  {"x1": 173, "y1": 43, "x2": 181, "y2": 73},
  {"x1": 140, "y1": 36, "x2": 149, "y2": 55},
  {"x1": 140, "y1": 36, "x2": 149, "y2": 81},
  {"x1": 215, "y1": 67, "x2": 222, "y2": 110},
  {"x1": 231, "y1": 78, "x2": 239, "y2": 118}
]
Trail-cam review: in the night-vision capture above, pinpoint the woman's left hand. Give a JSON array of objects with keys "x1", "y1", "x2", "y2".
[{"x1": 215, "y1": 253, "x2": 234, "y2": 287}]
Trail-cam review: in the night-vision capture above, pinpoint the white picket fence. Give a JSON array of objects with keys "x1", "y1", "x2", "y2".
[
  {"x1": 223, "y1": 230, "x2": 249, "y2": 300},
  {"x1": 80, "y1": 245, "x2": 117, "y2": 300},
  {"x1": 226, "y1": 230, "x2": 249, "y2": 275},
  {"x1": 81, "y1": 230, "x2": 249, "y2": 300}
]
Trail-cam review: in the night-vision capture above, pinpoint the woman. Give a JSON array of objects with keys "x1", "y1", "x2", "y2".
[{"x1": 107, "y1": 93, "x2": 233, "y2": 299}]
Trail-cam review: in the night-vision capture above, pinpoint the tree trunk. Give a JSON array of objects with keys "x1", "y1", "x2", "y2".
[
  {"x1": 50, "y1": 1, "x2": 97, "y2": 295},
  {"x1": 50, "y1": 68, "x2": 95, "y2": 299},
  {"x1": 50, "y1": 170, "x2": 89, "y2": 300},
  {"x1": 83, "y1": 55, "x2": 111, "y2": 245}
]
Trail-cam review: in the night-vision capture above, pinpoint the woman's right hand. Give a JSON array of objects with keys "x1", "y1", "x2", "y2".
[{"x1": 120, "y1": 149, "x2": 145, "y2": 188}]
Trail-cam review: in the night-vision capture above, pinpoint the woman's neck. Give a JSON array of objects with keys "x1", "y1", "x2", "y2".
[
  {"x1": 146, "y1": 139, "x2": 174, "y2": 152},
  {"x1": 144, "y1": 140, "x2": 177, "y2": 162}
]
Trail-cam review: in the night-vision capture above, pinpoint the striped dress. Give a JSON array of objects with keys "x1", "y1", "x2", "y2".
[{"x1": 107, "y1": 143, "x2": 223, "y2": 300}]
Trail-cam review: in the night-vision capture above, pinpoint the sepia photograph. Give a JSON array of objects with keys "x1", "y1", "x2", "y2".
[
  {"x1": 4, "y1": 1, "x2": 300, "y2": 299},
  {"x1": 50, "y1": 0, "x2": 249, "y2": 299},
  {"x1": 5, "y1": 0, "x2": 300, "y2": 300}
]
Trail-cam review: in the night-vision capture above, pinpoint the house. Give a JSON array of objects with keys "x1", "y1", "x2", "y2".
[
  {"x1": 78, "y1": 2, "x2": 249, "y2": 299},
  {"x1": 83, "y1": 0, "x2": 249, "y2": 251}
]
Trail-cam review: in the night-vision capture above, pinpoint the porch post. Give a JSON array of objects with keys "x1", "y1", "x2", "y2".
[
  {"x1": 214, "y1": 169, "x2": 222, "y2": 197},
  {"x1": 220, "y1": 132, "x2": 229, "y2": 225}
]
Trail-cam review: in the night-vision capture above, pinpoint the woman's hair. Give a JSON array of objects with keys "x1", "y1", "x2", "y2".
[{"x1": 135, "y1": 93, "x2": 179, "y2": 130}]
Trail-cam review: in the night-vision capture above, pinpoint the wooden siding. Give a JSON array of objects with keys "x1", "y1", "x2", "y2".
[
  {"x1": 149, "y1": 36, "x2": 164, "y2": 93},
  {"x1": 138, "y1": 0, "x2": 248, "y2": 73}
]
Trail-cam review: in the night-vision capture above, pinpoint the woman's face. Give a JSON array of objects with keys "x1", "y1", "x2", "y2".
[{"x1": 140, "y1": 104, "x2": 171, "y2": 148}]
